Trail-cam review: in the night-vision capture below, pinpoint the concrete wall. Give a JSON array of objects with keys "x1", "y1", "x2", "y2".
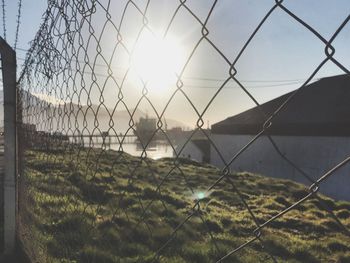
[
  {"x1": 175, "y1": 140, "x2": 203, "y2": 163},
  {"x1": 210, "y1": 134, "x2": 350, "y2": 201}
]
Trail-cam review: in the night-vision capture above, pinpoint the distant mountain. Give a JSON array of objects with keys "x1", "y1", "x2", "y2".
[{"x1": 0, "y1": 91, "x2": 187, "y2": 133}]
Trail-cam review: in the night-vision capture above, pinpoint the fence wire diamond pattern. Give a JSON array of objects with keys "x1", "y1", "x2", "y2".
[{"x1": 15, "y1": 1, "x2": 350, "y2": 262}]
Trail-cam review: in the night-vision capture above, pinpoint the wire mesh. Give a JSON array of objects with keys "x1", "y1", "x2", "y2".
[{"x1": 16, "y1": 1, "x2": 350, "y2": 262}]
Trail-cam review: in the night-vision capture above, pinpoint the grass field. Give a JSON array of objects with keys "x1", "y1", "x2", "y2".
[{"x1": 18, "y1": 148, "x2": 350, "y2": 263}]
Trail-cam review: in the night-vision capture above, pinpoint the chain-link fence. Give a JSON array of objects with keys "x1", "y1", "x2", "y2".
[{"x1": 14, "y1": 0, "x2": 350, "y2": 262}]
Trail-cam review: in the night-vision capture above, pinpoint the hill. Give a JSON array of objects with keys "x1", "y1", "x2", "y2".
[
  {"x1": 0, "y1": 91, "x2": 187, "y2": 132},
  {"x1": 18, "y1": 147, "x2": 350, "y2": 263}
]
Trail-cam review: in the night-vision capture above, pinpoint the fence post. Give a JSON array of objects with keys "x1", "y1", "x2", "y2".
[{"x1": 0, "y1": 37, "x2": 17, "y2": 255}]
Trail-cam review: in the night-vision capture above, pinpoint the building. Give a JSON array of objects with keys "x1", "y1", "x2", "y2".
[
  {"x1": 210, "y1": 74, "x2": 350, "y2": 200},
  {"x1": 176, "y1": 138, "x2": 210, "y2": 163},
  {"x1": 134, "y1": 116, "x2": 158, "y2": 143},
  {"x1": 174, "y1": 130, "x2": 211, "y2": 163}
]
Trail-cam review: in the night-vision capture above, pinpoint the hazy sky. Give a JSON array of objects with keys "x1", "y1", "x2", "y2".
[
  {"x1": 0, "y1": 0, "x2": 46, "y2": 65},
  {"x1": 1, "y1": 0, "x2": 350, "y2": 128}
]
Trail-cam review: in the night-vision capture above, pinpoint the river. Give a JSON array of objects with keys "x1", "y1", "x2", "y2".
[{"x1": 110, "y1": 142, "x2": 175, "y2": 159}]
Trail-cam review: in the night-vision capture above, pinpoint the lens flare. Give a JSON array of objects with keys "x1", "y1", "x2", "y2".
[{"x1": 196, "y1": 192, "x2": 206, "y2": 200}]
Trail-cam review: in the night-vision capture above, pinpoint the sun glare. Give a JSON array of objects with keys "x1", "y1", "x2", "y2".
[{"x1": 130, "y1": 32, "x2": 185, "y2": 93}]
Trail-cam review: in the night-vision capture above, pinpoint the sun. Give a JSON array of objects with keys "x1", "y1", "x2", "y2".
[{"x1": 130, "y1": 32, "x2": 184, "y2": 93}]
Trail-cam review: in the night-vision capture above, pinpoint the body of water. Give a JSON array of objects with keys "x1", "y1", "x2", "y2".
[
  {"x1": 111, "y1": 142, "x2": 175, "y2": 159},
  {"x1": 69, "y1": 135, "x2": 177, "y2": 159}
]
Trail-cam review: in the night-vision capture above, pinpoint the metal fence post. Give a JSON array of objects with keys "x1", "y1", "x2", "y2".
[{"x1": 0, "y1": 37, "x2": 17, "y2": 255}]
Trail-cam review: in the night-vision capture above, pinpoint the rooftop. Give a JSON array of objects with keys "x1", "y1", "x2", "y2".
[{"x1": 212, "y1": 74, "x2": 350, "y2": 136}]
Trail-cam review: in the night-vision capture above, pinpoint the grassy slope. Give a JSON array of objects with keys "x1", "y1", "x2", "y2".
[{"x1": 19, "y1": 148, "x2": 350, "y2": 263}]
